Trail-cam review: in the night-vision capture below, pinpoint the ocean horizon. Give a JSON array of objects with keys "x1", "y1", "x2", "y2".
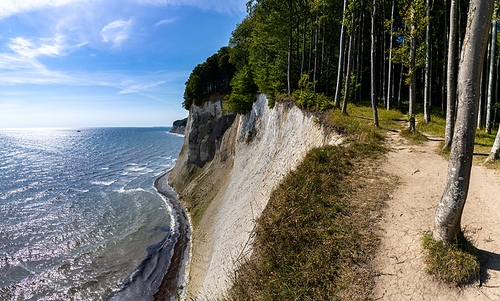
[{"x1": 0, "y1": 127, "x2": 184, "y2": 300}]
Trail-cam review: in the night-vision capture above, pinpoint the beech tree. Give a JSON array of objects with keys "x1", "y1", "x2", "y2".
[
  {"x1": 485, "y1": 10, "x2": 497, "y2": 134},
  {"x1": 443, "y1": 0, "x2": 459, "y2": 149},
  {"x1": 433, "y1": 0, "x2": 495, "y2": 244},
  {"x1": 370, "y1": 0, "x2": 379, "y2": 127},
  {"x1": 334, "y1": 0, "x2": 349, "y2": 107}
]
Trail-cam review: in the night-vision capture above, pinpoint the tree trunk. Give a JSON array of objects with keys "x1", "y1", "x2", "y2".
[
  {"x1": 382, "y1": 0, "x2": 387, "y2": 108},
  {"x1": 387, "y1": 0, "x2": 395, "y2": 110},
  {"x1": 371, "y1": 0, "x2": 379, "y2": 127},
  {"x1": 342, "y1": 11, "x2": 356, "y2": 114},
  {"x1": 287, "y1": 8, "x2": 292, "y2": 95},
  {"x1": 442, "y1": 0, "x2": 447, "y2": 117},
  {"x1": 423, "y1": 0, "x2": 431, "y2": 123},
  {"x1": 443, "y1": 0, "x2": 458, "y2": 148},
  {"x1": 334, "y1": 0, "x2": 348, "y2": 106},
  {"x1": 398, "y1": 63, "x2": 403, "y2": 107},
  {"x1": 409, "y1": 9, "x2": 416, "y2": 132},
  {"x1": 355, "y1": 0, "x2": 364, "y2": 103},
  {"x1": 433, "y1": 0, "x2": 494, "y2": 244},
  {"x1": 313, "y1": 10, "x2": 319, "y2": 92},
  {"x1": 485, "y1": 13, "x2": 497, "y2": 134}
]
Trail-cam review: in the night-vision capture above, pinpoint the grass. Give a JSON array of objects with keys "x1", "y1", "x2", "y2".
[
  {"x1": 421, "y1": 232, "x2": 480, "y2": 285},
  {"x1": 399, "y1": 128, "x2": 428, "y2": 145},
  {"x1": 226, "y1": 103, "x2": 491, "y2": 300},
  {"x1": 226, "y1": 104, "x2": 400, "y2": 300}
]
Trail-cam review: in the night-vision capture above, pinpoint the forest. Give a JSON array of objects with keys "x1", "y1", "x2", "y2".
[{"x1": 185, "y1": 0, "x2": 498, "y2": 130}]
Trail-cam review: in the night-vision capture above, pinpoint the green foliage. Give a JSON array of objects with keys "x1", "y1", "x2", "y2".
[
  {"x1": 421, "y1": 232, "x2": 480, "y2": 285},
  {"x1": 293, "y1": 74, "x2": 334, "y2": 110},
  {"x1": 183, "y1": 47, "x2": 236, "y2": 110},
  {"x1": 399, "y1": 128, "x2": 428, "y2": 144},
  {"x1": 172, "y1": 117, "x2": 187, "y2": 127},
  {"x1": 223, "y1": 65, "x2": 258, "y2": 114}
]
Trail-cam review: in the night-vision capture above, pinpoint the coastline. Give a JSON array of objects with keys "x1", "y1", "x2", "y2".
[
  {"x1": 106, "y1": 171, "x2": 191, "y2": 301},
  {"x1": 153, "y1": 172, "x2": 191, "y2": 301}
]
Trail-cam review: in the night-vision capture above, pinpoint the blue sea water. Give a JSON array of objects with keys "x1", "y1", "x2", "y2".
[{"x1": 0, "y1": 127, "x2": 184, "y2": 300}]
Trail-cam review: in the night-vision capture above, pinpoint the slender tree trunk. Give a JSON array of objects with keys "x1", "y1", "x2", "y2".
[
  {"x1": 371, "y1": 0, "x2": 379, "y2": 127},
  {"x1": 387, "y1": 0, "x2": 395, "y2": 110},
  {"x1": 358, "y1": 3, "x2": 365, "y2": 103},
  {"x1": 300, "y1": 6, "x2": 307, "y2": 85},
  {"x1": 382, "y1": 0, "x2": 387, "y2": 108},
  {"x1": 486, "y1": 13, "x2": 497, "y2": 134},
  {"x1": 355, "y1": 0, "x2": 364, "y2": 103},
  {"x1": 334, "y1": 0, "x2": 348, "y2": 106},
  {"x1": 313, "y1": 10, "x2": 319, "y2": 92},
  {"x1": 287, "y1": 7, "x2": 292, "y2": 95},
  {"x1": 442, "y1": 0, "x2": 447, "y2": 117},
  {"x1": 409, "y1": 8, "x2": 416, "y2": 132},
  {"x1": 443, "y1": 0, "x2": 458, "y2": 148},
  {"x1": 398, "y1": 63, "x2": 403, "y2": 107},
  {"x1": 433, "y1": 0, "x2": 494, "y2": 244},
  {"x1": 342, "y1": 11, "x2": 356, "y2": 113},
  {"x1": 424, "y1": 0, "x2": 431, "y2": 123}
]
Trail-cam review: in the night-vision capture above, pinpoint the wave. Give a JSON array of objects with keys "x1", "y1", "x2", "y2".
[
  {"x1": 114, "y1": 187, "x2": 146, "y2": 194},
  {"x1": 91, "y1": 180, "x2": 117, "y2": 186}
]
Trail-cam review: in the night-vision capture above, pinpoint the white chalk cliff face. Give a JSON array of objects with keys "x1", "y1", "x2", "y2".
[{"x1": 169, "y1": 94, "x2": 343, "y2": 300}]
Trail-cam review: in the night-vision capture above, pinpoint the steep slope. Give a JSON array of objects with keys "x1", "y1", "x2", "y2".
[{"x1": 169, "y1": 94, "x2": 344, "y2": 300}]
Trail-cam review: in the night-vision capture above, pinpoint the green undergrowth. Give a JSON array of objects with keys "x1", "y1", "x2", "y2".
[
  {"x1": 326, "y1": 103, "x2": 402, "y2": 146},
  {"x1": 416, "y1": 112, "x2": 500, "y2": 166},
  {"x1": 227, "y1": 143, "x2": 392, "y2": 300},
  {"x1": 399, "y1": 128, "x2": 428, "y2": 145},
  {"x1": 421, "y1": 232, "x2": 480, "y2": 285}
]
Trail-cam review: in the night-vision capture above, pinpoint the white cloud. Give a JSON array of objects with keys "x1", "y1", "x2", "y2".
[
  {"x1": 155, "y1": 18, "x2": 176, "y2": 27},
  {"x1": 129, "y1": 0, "x2": 247, "y2": 14},
  {"x1": 118, "y1": 80, "x2": 166, "y2": 94},
  {"x1": 8, "y1": 35, "x2": 68, "y2": 58},
  {"x1": 101, "y1": 19, "x2": 133, "y2": 48},
  {"x1": 0, "y1": 0, "x2": 92, "y2": 19}
]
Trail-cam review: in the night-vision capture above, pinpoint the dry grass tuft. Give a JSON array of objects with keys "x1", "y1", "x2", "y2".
[{"x1": 421, "y1": 232, "x2": 480, "y2": 286}]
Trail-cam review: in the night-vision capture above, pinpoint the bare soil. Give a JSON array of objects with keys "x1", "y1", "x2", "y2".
[{"x1": 372, "y1": 128, "x2": 500, "y2": 300}]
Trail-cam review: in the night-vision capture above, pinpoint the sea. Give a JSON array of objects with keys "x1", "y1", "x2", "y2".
[{"x1": 0, "y1": 127, "x2": 184, "y2": 300}]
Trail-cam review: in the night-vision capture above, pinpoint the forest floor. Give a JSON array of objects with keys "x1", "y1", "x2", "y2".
[{"x1": 371, "y1": 126, "x2": 500, "y2": 300}]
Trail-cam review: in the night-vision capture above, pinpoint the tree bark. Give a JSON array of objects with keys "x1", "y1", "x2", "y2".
[
  {"x1": 334, "y1": 0, "x2": 348, "y2": 106},
  {"x1": 442, "y1": 0, "x2": 447, "y2": 117},
  {"x1": 443, "y1": 0, "x2": 458, "y2": 148},
  {"x1": 342, "y1": 11, "x2": 356, "y2": 113},
  {"x1": 387, "y1": 0, "x2": 395, "y2": 110},
  {"x1": 423, "y1": 0, "x2": 431, "y2": 123},
  {"x1": 485, "y1": 12, "x2": 497, "y2": 134},
  {"x1": 371, "y1": 0, "x2": 379, "y2": 127},
  {"x1": 409, "y1": 8, "x2": 416, "y2": 132},
  {"x1": 433, "y1": 0, "x2": 494, "y2": 244}
]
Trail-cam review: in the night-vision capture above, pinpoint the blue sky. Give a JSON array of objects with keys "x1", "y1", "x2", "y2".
[{"x1": 0, "y1": 0, "x2": 247, "y2": 128}]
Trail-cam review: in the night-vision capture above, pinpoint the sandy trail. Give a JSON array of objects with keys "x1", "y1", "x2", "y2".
[{"x1": 372, "y1": 128, "x2": 500, "y2": 300}]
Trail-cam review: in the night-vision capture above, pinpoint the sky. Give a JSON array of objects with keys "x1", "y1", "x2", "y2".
[{"x1": 0, "y1": 0, "x2": 247, "y2": 128}]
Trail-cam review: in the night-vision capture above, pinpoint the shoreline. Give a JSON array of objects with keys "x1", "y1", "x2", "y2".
[{"x1": 153, "y1": 172, "x2": 191, "y2": 301}]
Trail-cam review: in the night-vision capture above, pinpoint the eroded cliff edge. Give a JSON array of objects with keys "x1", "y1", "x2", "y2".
[{"x1": 168, "y1": 94, "x2": 344, "y2": 300}]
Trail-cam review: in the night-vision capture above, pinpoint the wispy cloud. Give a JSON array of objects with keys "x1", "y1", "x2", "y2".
[
  {"x1": 129, "y1": 0, "x2": 247, "y2": 14},
  {"x1": 118, "y1": 80, "x2": 165, "y2": 94},
  {"x1": 155, "y1": 18, "x2": 176, "y2": 27},
  {"x1": 101, "y1": 19, "x2": 133, "y2": 48},
  {"x1": 0, "y1": 0, "x2": 91, "y2": 19},
  {"x1": 8, "y1": 35, "x2": 68, "y2": 58}
]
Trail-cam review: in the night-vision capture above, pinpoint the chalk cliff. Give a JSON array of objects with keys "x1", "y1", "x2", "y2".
[{"x1": 168, "y1": 94, "x2": 344, "y2": 300}]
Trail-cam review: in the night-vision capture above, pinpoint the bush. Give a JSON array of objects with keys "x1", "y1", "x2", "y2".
[{"x1": 223, "y1": 65, "x2": 258, "y2": 114}]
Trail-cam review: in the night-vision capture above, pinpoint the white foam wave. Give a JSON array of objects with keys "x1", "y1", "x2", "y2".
[
  {"x1": 115, "y1": 187, "x2": 146, "y2": 194},
  {"x1": 91, "y1": 180, "x2": 116, "y2": 186}
]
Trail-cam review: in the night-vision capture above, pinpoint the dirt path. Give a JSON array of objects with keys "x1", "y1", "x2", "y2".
[{"x1": 372, "y1": 128, "x2": 500, "y2": 300}]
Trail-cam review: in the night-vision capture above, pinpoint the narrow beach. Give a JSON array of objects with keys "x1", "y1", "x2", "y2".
[{"x1": 153, "y1": 172, "x2": 191, "y2": 301}]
